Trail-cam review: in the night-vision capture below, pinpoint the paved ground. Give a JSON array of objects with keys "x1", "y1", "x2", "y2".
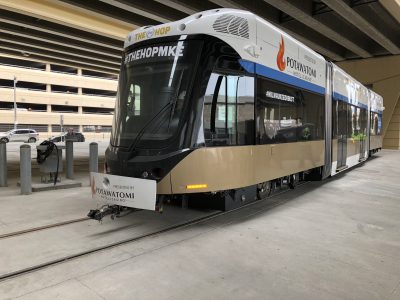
[{"x1": 0, "y1": 150, "x2": 399, "y2": 300}]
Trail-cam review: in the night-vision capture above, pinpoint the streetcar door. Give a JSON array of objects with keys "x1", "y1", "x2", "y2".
[{"x1": 337, "y1": 101, "x2": 347, "y2": 169}]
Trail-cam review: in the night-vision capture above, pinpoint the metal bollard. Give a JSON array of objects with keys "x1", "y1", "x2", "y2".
[
  {"x1": 66, "y1": 140, "x2": 74, "y2": 179},
  {"x1": 0, "y1": 142, "x2": 7, "y2": 187},
  {"x1": 20, "y1": 144, "x2": 32, "y2": 194},
  {"x1": 89, "y1": 142, "x2": 98, "y2": 173}
]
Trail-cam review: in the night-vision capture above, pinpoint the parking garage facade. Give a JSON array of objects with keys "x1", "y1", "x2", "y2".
[{"x1": 0, "y1": 56, "x2": 117, "y2": 138}]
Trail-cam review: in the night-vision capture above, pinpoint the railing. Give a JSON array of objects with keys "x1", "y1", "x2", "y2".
[
  {"x1": 0, "y1": 86, "x2": 46, "y2": 92},
  {"x1": 50, "y1": 90, "x2": 79, "y2": 95},
  {"x1": 0, "y1": 109, "x2": 48, "y2": 112},
  {"x1": 81, "y1": 93, "x2": 116, "y2": 98},
  {"x1": 0, "y1": 63, "x2": 46, "y2": 71},
  {"x1": 82, "y1": 111, "x2": 114, "y2": 115},
  {"x1": 81, "y1": 74, "x2": 118, "y2": 81},
  {"x1": 0, "y1": 87, "x2": 115, "y2": 97},
  {"x1": 50, "y1": 69, "x2": 78, "y2": 75},
  {"x1": 51, "y1": 110, "x2": 78, "y2": 114},
  {"x1": 0, "y1": 63, "x2": 117, "y2": 81}
]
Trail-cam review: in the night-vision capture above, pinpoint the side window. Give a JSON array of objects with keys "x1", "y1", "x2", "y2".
[
  {"x1": 377, "y1": 114, "x2": 382, "y2": 135},
  {"x1": 332, "y1": 100, "x2": 337, "y2": 138},
  {"x1": 127, "y1": 84, "x2": 141, "y2": 116},
  {"x1": 256, "y1": 76, "x2": 324, "y2": 144},
  {"x1": 203, "y1": 73, "x2": 254, "y2": 146},
  {"x1": 302, "y1": 89, "x2": 324, "y2": 141},
  {"x1": 370, "y1": 112, "x2": 376, "y2": 135},
  {"x1": 206, "y1": 74, "x2": 237, "y2": 145},
  {"x1": 216, "y1": 75, "x2": 236, "y2": 145},
  {"x1": 257, "y1": 79, "x2": 280, "y2": 143},
  {"x1": 237, "y1": 76, "x2": 255, "y2": 145},
  {"x1": 359, "y1": 108, "x2": 368, "y2": 137}
]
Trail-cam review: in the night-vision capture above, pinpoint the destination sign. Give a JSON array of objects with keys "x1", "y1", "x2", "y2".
[{"x1": 125, "y1": 44, "x2": 185, "y2": 64}]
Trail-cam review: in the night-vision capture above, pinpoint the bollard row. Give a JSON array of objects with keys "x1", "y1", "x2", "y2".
[
  {"x1": 89, "y1": 142, "x2": 98, "y2": 173},
  {"x1": 0, "y1": 141, "x2": 7, "y2": 187},
  {"x1": 0, "y1": 141, "x2": 99, "y2": 193},
  {"x1": 20, "y1": 144, "x2": 32, "y2": 195},
  {"x1": 66, "y1": 140, "x2": 74, "y2": 179}
]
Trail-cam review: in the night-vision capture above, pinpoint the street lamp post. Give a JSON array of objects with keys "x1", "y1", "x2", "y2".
[{"x1": 13, "y1": 76, "x2": 18, "y2": 130}]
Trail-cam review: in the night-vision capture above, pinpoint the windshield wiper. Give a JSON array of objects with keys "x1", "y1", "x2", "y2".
[{"x1": 127, "y1": 100, "x2": 174, "y2": 153}]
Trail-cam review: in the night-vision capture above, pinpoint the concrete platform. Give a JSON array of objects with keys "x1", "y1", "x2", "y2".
[{"x1": 0, "y1": 150, "x2": 399, "y2": 300}]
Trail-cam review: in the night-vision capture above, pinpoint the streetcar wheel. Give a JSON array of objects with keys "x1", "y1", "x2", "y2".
[
  {"x1": 257, "y1": 181, "x2": 272, "y2": 200},
  {"x1": 288, "y1": 174, "x2": 298, "y2": 189}
]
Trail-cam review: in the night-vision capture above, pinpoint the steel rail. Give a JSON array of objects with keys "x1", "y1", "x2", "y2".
[
  {"x1": 0, "y1": 217, "x2": 90, "y2": 239},
  {"x1": 0, "y1": 182, "x2": 308, "y2": 282}
]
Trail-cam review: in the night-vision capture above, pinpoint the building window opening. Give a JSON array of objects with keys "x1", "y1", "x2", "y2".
[
  {"x1": 0, "y1": 123, "x2": 48, "y2": 132},
  {"x1": 51, "y1": 85, "x2": 78, "y2": 94},
  {"x1": 82, "y1": 107, "x2": 114, "y2": 114},
  {"x1": 82, "y1": 88, "x2": 117, "y2": 97},
  {"x1": 0, "y1": 102, "x2": 46, "y2": 112},
  {"x1": 51, "y1": 105, "x2": 78, "y2": 113},
  {"x1": 0, "y1": 57, "x2": 46, "y2": 70},
  {"x1": 0, "y1": 79, "x2": 46, "y2": 91},
  {"x1": 82, "y1": 69, "x2": 118, "y2": 80},
  {"x1": 50, "y1": 64, "x2": 77, "y2": 75},
  {"x1": 83, "y1": 125, "x2": 112, "y2": 133}
]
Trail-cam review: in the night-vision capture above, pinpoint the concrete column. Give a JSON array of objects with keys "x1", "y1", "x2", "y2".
[
  {"x1": 20, "y1": 145, "x2": 32, "y2": 195},
  {"x1": 46, "y1": 84, "x2": 51, "y2": 92},
  {"x1": 77, "y1": 68, "x2": 82, "y2": 76},
  {"x1": 48, "y1": 124, "x2": 52, "y2": 135},
  {"x1": 89, "y1": 142, "x2": 98, "y2": 173},
  {"x1": 78, "y1": 106, "x2": 83, "y2": 114},
  {"x1": 78, "y1": 87, "x2": 82, "y2": 95},
  {"x1": 0, "y1": 142, "x2": 7, "y2": 187},
  {"x1": 66, "y1": 140, "x2": 74, "y2": 179},
  {"x1": 46, "y1": 64, "x2": 51, "y2": 72},
  {"x1": 79, "y1": 125, "x2": 83, "y2": 132},
  {"x1": 47, "y1": 104, "x2": 51, "y2": 112}
]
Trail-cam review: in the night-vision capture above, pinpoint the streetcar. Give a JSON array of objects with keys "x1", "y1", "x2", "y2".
[{"x1": 88, "y1": 9, "x2": 383, "y2": 219}]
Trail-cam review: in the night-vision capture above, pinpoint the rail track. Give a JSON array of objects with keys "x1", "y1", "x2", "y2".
[
  {"x1": 0, "y1": 182, "x2": 308, "y2": 282},
  {"x1": 0, "y1": 217, "x2": 90, "y2": 240}
]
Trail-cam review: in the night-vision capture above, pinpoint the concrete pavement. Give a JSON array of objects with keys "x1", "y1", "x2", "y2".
[{"x1": 0, "y1": 150, "x2": 399, "y2": 299}]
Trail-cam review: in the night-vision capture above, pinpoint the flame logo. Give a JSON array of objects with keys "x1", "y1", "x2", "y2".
[{"x1": 277, "y1": 35, "x2": 286, "y2": 71}]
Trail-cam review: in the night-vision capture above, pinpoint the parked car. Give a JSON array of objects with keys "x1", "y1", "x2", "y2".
[
  {"x1": 0, "y1": 129, "x2": 39, "y2": 143},
  {"x1": 48, "y1": 132, "x2": 85, "y2": 143}
]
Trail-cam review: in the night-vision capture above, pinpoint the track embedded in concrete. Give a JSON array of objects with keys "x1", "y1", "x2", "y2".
[
  {"x1": 0, "y1": 217, "x2": 90, "y2": 239},
  {"x1": 0, "y1": 183, "x2": 307, "y2": 282}
]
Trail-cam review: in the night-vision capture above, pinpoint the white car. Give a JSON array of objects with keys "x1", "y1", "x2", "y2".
[{"x1": 0, "y1": 129, "x2": 39, "y2": 143}]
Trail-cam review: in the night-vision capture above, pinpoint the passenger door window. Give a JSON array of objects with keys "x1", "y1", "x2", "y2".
[{"x1": 204, "y1": 73, "x2": 254, "y2": 146}]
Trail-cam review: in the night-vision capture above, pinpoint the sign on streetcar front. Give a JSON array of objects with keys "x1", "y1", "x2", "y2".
[{"x1": 90, "y1": 172, "x2": 157, "y2": 211}]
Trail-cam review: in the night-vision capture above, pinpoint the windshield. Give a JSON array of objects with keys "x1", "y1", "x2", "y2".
[{"x1": 111, "y1": 39, "x2": 202, "y2": 149}]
